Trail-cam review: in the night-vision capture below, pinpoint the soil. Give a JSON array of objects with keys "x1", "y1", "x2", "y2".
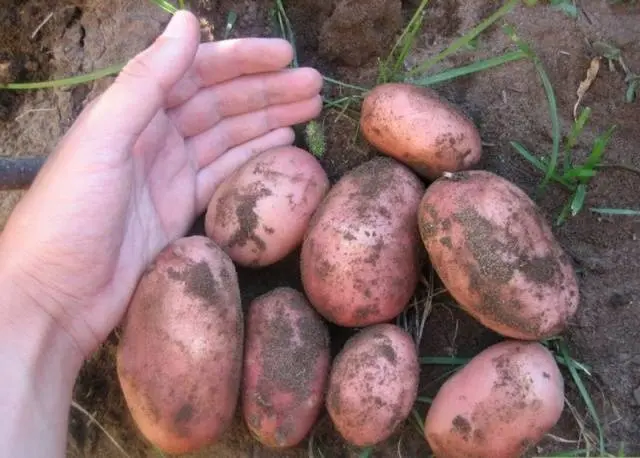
[{"x1": 0, "y1": 0, "x2": 639, "y2": 457}]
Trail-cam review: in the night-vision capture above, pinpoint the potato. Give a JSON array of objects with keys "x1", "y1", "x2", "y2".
[
  {"x1": 424, "y1": 340, "x2": 565, "y2": 458},
  {"x1": 242, "y1": 287, "x2": 331, "y2": 448},
  {"x1": 205, "y1": 145, "x2": 329, "y2": 267},
  {"x1": 360, "y1": 83, "x2": 482, "y2": 180},
  {"x1": 326, "y1": 324, "x2": 420, "y2": 446},
  {"x1": 116, "y1": 236, "x2": 243, "y2": 454},
  {"x1": 418, "y1": 170, "x2": 579, "y2": 340},
  {"x1": 300, "y1": 156, "x2": 425, "y2": 327}
]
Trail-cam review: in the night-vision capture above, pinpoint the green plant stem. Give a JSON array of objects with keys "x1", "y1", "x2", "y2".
[
  {"x1": 1, "y1": 64, "x2": 125, "y2": 90},
  {"x1": 322, "y1": 76, "x2": 368, "y2": 93},
  {"x1": 407, "y1": 0, "x2": 520, "y2": 77}
]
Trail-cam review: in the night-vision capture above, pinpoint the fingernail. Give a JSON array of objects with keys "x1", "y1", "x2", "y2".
[{"x1": 163, "y1": 11, "x2": 189, "y2": 38}]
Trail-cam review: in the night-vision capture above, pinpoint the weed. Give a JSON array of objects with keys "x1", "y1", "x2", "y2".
[
  {"x1": 591, "y1": 41, "x2": 639, "y2": 103},
  {"x1": 549, "y1": 0, "x2": 580, "y2": 18}
]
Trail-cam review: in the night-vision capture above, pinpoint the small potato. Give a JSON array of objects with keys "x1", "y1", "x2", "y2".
[
  {"x1": 205, "y1": 146, "x2": 329, "y2": 267},
  {"x1": 242, "y1": 287, "x2": 331, "y2": 448},
  {"x1": 326, "y1": 324, "x2": 420, "y2": 447},
  {"x1": 418, "y1": 170, "x2": 579, "y2": 340},
  {"x1": 300, "y1": 156, "x2": 425, "y2": 327},
  {"x1": 360, "y1": 83, "x2": 482, "y2": 180},
  {"x1": 424, "y1": 340, "x2": 565, "y2": 458},
  {"x1": 116, "y1": 236, "x2": 243, "y2": 454}
]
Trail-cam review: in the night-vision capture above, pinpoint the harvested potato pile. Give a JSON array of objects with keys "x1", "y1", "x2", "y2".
[{"x1": 115, "y1": 83, "x2": 578, "y2": 456}]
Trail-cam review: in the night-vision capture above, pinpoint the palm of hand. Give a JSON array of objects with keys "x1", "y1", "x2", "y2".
[{"x1": 0, "y1": 11, "x2": 322, "y2": 356}]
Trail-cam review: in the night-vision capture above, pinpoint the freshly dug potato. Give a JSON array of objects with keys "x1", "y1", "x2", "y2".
[
  {"x1": 418, "y1": 170, "x2": 579, "y2": 340},
  {"x1": 242, "y1": 287, "x2": 331, "y2": 448},
  {"x1": 300, "y1": 156, "x2": 425, "y2": 327},
  {"x1": 116, "y1": 236, "x2": 243, "y2": 454},
  {"x1": 326, "y1": 324, "x2": 420, "y2": 446},
  {"x1": 424, "y1": 340, "x2": 565, "y2": 458},
  {"x1": 205, "y1": 145, "x2": 329, "y2": 267},
  {"x1": 360, "y1": 83, "x2": 482, "y2": 180}
]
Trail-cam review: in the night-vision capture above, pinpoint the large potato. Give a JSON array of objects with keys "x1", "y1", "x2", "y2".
[
  {"x1": 205, "y1": 145, "x2": 329, "y2": 267},
  {"x1": 242, "y1": 287, "x2": 330, "y2": 448},
  {"x1": 116, "y1": 236, "x2": 243, "y2": 454},
  {"x1": 424, "y1": 340, "x2": 565, "y2": 458},
  {"x1": 300, "y1": 156, "x2": 425, "y2": 327},
  {"x1": 418, "y1": 170, "x2": 579, "y2": 340},
  {"x1": 360, "y1": 83, "x2": 482, "y2": 180},
  {"x1": 326, "y1": 324, "x2": 420, "y2": 446}
]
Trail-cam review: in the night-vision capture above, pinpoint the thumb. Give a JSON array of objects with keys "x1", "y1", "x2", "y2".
[{"x1": 80, "y1": 10, "x2": 200, "y2": 155}]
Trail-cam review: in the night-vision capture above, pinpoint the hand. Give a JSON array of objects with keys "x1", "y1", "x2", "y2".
[{"x1": 0, "y1": 10, "x2": 323, "y2": 360}]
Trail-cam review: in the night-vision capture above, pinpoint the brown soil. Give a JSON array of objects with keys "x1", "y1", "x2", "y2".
[{"x1": 1, "y1": 0, "x2": 639, "y2": 457}]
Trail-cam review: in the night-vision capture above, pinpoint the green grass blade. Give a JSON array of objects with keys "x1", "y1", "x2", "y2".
[
  {"x1": 564, "y1": 107, "x2": 592, "y2": 172},
  {"x1": 1, "y1": 63, "x2": 125, "y2": 90},
  {"x1": 416, "y1": 396, "x2": 434, "y2": 404},
  {"x1": 409, "y1": 0, "x2": 520, "y2": 76},
  {"x1": 570, "y1": 184, "x2": 587, "y2": 216},
  {"x1": 149, "y1": 0, "x2": 178, "y2": 14},
  {"x1": 545, "y1": 449, "x2": 589, "y2": 457},
  {"x1": 558, "y1": 339, "x2": 605, "y2": 456},
  {"x1": 556, "y1": 201, "x2": 571, "y2": 226},
  {"x1": 358, "y1": 447, "x2": 373, "y2": 458},
  {"x1": 322, "y1": 76, "x2": 368, "y2": 93},
  {"x1": 224, "y1": 11, "x2": 238, "y2": 39},
  {"x1": 504, "y1": 24, "x2": 561, "y2": 193},
  {"x1": 411, "y1": 408, "x2": 425, "y2": 432},
  {"x1": 626, "y1": 78, "x2": 639, "y2": 103},
  {"x1": 591, "y1": 208, "x2": 640, "y2": 216},
  {"x1": 562, "y1": 168, "x2": 597, "y2": 180},
  {"x1": 410, "y1": 50, "x2": 527, "y2": 86},
  {"x1": 275, "y1": 0, "x2": 298, "y2": 67},
  {"x1": 511, "y1": 141, "x2": 548, "y2": 172},
  {"x1": 582, "y1": 125, "x2": 616, "y2": 176}
]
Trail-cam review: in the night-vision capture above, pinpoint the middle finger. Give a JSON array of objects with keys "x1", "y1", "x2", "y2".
[{"x1": 168, "y1": 67, "x2": 323, "y2": 138}]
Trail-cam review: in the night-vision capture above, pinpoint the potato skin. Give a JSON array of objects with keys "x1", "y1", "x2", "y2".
[
  {"x1": 205, "y1": 146, "x2": 329, "y2": 267},
  {"x1": 424, "y1": 340, "x2": 565, "y2": 458},
  {"x1": 360, "y1": 83, "x2": 482, "y2": 180},
  {"x1": 418, "y1": 170, "x2": 579, "y2": 340},
  {"x1": 242, "y1": 287, "x2": 330, "y2": 448},
  {"x1": 326, "y1": 324, "x2": 420, "y2": 446},
  {"x1": 300, "y1": 156, "x2": 425, "y2": 327},
  {"x1": 116, "y1": 236, "x2": 243, "y2": 454}
]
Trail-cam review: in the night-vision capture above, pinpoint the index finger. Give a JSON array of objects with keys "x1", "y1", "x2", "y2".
[{"x1": 166, "y1": 38, "x2": 294, "y2": 108}]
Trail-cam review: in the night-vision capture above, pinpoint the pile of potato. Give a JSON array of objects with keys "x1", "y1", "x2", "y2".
[{"x1": 115, "y1": 82, "x2": 579, "y2": 457}]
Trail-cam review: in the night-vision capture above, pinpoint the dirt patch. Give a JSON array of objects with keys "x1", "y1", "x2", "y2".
[{"x1": 0, "y1": 0, "x2": 639, "y2": 457}]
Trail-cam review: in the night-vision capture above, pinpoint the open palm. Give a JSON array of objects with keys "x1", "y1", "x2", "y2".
[{"x1": 0, "y1": 11, "x2": 322, "y2": 357}]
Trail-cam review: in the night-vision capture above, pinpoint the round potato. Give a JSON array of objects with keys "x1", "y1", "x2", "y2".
[
  {"x1": 300, "y1": 156, "x2": 425, "y2": 327},
  {"x1": 424, "y1": 340, "x2": 565, "y2": 458},
  {"x1": 326, "y1": 324, "x2": 420, "y2": 446},
  {"x1": 242, "y1": 287, "x2": 331, "y2": 448},
  {"x1": 360, "y1": 83, "x2": 482, "y2": 180},
  {"x1": 205, "y1": 145, "x2": 329, "y2": 267},
  {"x1": 116, "y1": 236, "x2": 243, "y2": 454},
  {"x1": 418, "y1": 170, "x2": 579, "y2": 340}
]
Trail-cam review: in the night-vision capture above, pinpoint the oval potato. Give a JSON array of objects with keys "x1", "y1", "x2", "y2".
[
  {"x1": 418, "y1": 170, "x2": 579, "y2": 340},
  {"x1": 205, "y1": 146, "x2": 329, "y2": 267},
  {"x1": 424, "y1": 340, "x2": 565, "y2": 458},
  {"x1": 116, "y1": 236, "x2": 243, "y2": 454},
  {"x1": 360, "y1": 83, "x2": 482, "y2": 180},
  {"x1": 326, "y1": 324, "x2": 420, "y2": 446},
  {"x1": 300, "y1": 156, "x2": 425, "y2": 327},
  {"x1": 242, "y1": 287, "x2": 331, "y2": 448}
]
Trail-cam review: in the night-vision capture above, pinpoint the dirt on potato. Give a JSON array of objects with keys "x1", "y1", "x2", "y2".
[{"x1": 0, "y1": 0, "x2": 639, "y2": 456}]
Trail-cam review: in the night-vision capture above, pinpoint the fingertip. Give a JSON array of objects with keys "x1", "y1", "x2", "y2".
[
  {"x1": 296, "y1": 67, "x2": 324, "y2": 94},
  {"x1": 162, "y1": 10, "x2": 200, "y2": 39},
  {"x1": 310, "y1": 94, "x2": 323, "y2": 118},
  {"x1": 272, "y1": 38, "x2": 295, "y2": 67}
]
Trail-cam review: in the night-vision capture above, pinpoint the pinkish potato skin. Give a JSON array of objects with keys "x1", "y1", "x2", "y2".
[
  {"x1": 242, "y1": 287, "x2": 330, "y2": 448},
  {"x1": 418, "y1": 170, "x2": 579, "y2": 340},
  {"x1": 360, "y1": 83, "x2": 482, "y2": 180},
  {"x1": 300, "y1": 156, "x2": 425, "y2": 327},
  {"x1": 205, "y1": 146, "x2": 329, "y2": 268},
  {"x1": 424, "y1": 340, "x2": 565, "y2": 458},
  {"x1": 326, "y1": 324, "x2": 420, "y2": 447},
  {"x1": 116, "y1": 236, "x2": 243, "y2": 454}
]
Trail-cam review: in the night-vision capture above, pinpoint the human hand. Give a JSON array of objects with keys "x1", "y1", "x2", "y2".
[{"x1": 0, "y1": 10, "x2": 322, "y2": 361}]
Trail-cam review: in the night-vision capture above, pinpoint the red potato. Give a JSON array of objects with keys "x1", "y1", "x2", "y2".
[
  {"x1": 116, "y1": 236, "x2": 243, "y2": 454},
  {"x1": 326, "y1": 324, "x2": 420, "y2": 447},
  {"x1": 424, "y1": 340, "x2": 565, "y2": 458},
  {"x1": 242, "y1": 287, "x2": 331, "y2": 448},
  {"x1": 205, "y1": 145, "x2": 329, "y2": 267},
  {"x1": 418, "y1": 170, "x2": 579, "y2": 340},
  {"x1": 360, "y1": 83, "x2": 482, "y2": 180},
  {"x1": 300, "y1": 156, "x2": 425, "y2": 327}
]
